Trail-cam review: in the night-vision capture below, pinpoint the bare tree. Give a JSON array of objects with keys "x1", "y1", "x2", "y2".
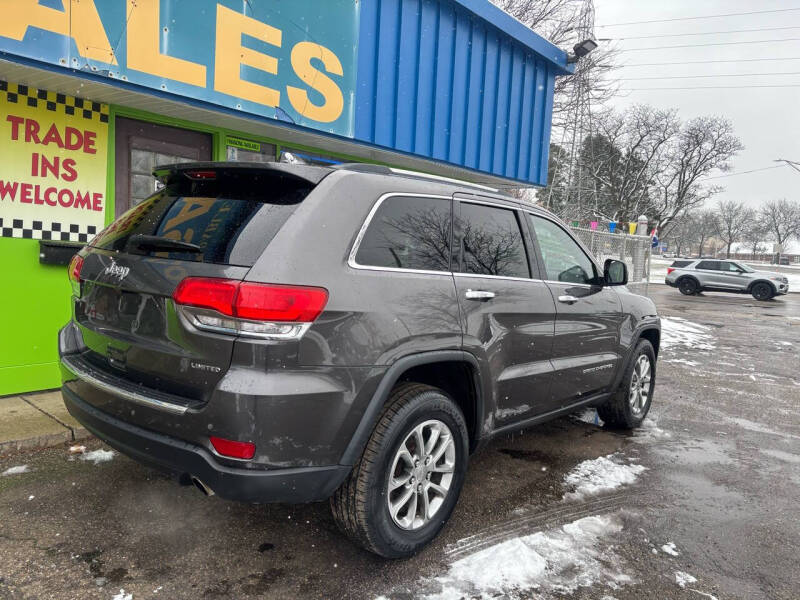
[
  {"x1": 741, "y1": 218, "x2": 769, "y2": 260},
  {"x1": 581, "y1": 104, "x2": 679, "y2": 222},
  {"x1": 759, "y1": 198, "x2": 800, "y2": 253},
  {"x1": 688, "y1": 210, "x2": 719, "y2": 257},
  {"x1": 714, "y1": 200, "x2": 753, "y2": 258},
  {"x1": 649, "y1": 116, "x2": 743, "y2": 232},
  {"x1": 659, "y1": 212, "x2": 690, "y2": 256}
]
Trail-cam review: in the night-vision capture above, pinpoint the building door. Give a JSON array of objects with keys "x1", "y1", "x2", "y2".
[{"x1": 114, "y1": 118, "x2": 212, "y2": 217}]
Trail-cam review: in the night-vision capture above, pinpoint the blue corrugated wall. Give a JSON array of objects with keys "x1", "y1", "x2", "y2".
[{"x1": 355, "y1": 0, "x2": 559, "y2": 186}]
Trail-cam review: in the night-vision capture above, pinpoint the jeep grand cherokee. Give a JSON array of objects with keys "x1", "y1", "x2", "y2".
[{"x1": 59, "y1": 162, "x2": 661, "y2": 557}]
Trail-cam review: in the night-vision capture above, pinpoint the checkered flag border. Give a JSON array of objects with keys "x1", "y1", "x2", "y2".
[
  {"x1": 0, "y1": 217, "x2": 99, "y2": 243},
  {"x1": 0, "y1": 80, "x2": 109, "y2": 123}
]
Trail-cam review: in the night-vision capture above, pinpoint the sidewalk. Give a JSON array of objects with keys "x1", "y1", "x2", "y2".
[{"x1": 0, "y1": 389, "x2": 91, "y2": 455}]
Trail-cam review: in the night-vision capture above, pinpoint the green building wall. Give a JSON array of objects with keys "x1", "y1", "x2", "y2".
[{"x1": 0, "y1": 103, "x2": 381, "y2": 397}]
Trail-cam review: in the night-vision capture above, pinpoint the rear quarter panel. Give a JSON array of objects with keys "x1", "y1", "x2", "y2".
[{"x1": 245, "y1": 171, "x2": 464, "y2": 368}]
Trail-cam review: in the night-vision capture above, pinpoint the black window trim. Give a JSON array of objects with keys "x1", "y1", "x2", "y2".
[
  {"x1": 524, "y1": 210, "x2": 604, "y2": 288},
  {"x1": 348, "y1": 192, "x2": 455, "y2": 276},
  {"x1": 696, "y1": 260, "x2": 719, "y2": 271},
  {"x1": 453, "y1": 197, "x2": 535, "y2": 281}
]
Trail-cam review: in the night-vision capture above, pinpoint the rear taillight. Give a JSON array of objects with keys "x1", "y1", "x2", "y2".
[
  {"x1": 210, "y1": 436, "x2": 255, "y2": 460},
  {"x1": 68, "y1": 254, "x2": 83, "y2": 283},
  {"x1": 173, "y1": 278, "x2": 238, "y2": 315},
  {"x1": 184, "y1": 169, "x2": 217, "y2": 180},
  {"x1": 666, "y1": 268, "x2": 675, "y2": 275},
  {"x1": 172, "y1": 277, "x2": 328, "y2": 339}
]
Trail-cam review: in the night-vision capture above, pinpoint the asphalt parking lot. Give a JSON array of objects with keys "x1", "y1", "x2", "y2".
[{"x1": 1, "y1": 285, "x2": 798, "y2": 600}]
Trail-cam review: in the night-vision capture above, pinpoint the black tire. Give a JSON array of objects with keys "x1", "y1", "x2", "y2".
[
  {"x1": 598, "y1": 339, "x2": 656, "y2": 429},
  {"x1": 330, "y1": 383, "x2": 469, "y2": 558},
  {"x1": 677, "y1": 277, "x2": 698, "y2": 296},
  {"x1": 751, "y1": 282, "x2": 774, "y2": 301}
]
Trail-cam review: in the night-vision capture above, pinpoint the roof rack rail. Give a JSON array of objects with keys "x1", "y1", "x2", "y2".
[
  {"x1": 331, "y1": 163, "x2": 392, "y2": 175},
  {"x1": 332, "y1": 163, "x2": 499, "y2": 193}
]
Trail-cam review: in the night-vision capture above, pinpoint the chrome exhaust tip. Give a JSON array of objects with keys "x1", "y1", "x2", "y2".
[{"x1": 191, "y1": 476, "x2": 215, "y2": 496}]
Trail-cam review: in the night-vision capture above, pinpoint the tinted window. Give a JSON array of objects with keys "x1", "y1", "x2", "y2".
[
  {"x1": 696, "y1": 261, "x2": 719, "y2": 270},
  {"x1": 457, "y1": 203, "x2": 530, "y2": 278},
  {"x1": 355, "y1": 196, "x2": 452, "y2": 271},
  {"x1": 90, "y1": 170, "x2": 311, "y2": 266},
  {"x1": 719, "y1": 262, "x2": 743, "y2": 272},
  {"x1": 529, "y1": 215, "x2": 597, "y2": 284},
  {"x1": 671, "y1": 260, "x2": 692, "y2": 268}
]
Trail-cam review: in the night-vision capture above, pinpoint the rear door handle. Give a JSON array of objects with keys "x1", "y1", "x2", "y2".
[
  {"x1": 558, "y1": 295, "x2": 579, "y2": 304},
  {"x1": 465, "y1": 289, "x2": 496, "y2": 301}
]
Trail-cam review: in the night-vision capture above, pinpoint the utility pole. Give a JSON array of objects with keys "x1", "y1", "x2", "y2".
[{"x1": 775, "y1": 158, "x2": 800, "y2": 174}]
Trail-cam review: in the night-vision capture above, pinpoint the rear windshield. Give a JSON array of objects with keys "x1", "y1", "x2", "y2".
[
  {"x1": 90, "y1": 170, "x2": 312, "y2": 266},
  {"x1": 671, "y1": 260, "x2": 692, "y2": 268}
]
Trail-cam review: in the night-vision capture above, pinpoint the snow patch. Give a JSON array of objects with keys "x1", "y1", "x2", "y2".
[
  {"x1": 664, "y1": 358, "x2": 700, "y2": 367},
  {"x1": 419, "y1": 514, "x2": 631, "y2": 599},
  {"x1": 633, "y1": 418, "x2": 671, "y2": 442},
  {"x1": 81, "y1": 449, "x2": 115, "y2": 464},
  {"x1": 660, "y1": 317, "x2": 715, "y2": 352},
  {"x1": 563, "y1": 455, "x2": 646, "y2": 501},
  {"x1": 728, "y1": 417, "x2": 800, "y2": 441},
  {"x1": 1, "y1": 465, "x2": 29, "y2": 476},
  {"x1": 661, "y1": 542, "x2": 679, "y2": 556},
  {"x1": 760, "y1": 448, "x2": 800, "y2": 464},
  {"x1": 112, "y1": 590, "x2": 132, "y2": 600},
  {"x1": 675, "y1": 571, "x2": 697, "y2": 588}
]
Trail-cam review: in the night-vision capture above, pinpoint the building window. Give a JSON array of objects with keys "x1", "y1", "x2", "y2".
[{"x1": 226, "y1": 136, "x2": 277, "y2": 164}]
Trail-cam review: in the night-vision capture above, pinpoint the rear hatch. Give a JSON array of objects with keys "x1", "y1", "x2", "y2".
[{"x1": 71, "y1": 164, "x2": 326, "y2": 404}]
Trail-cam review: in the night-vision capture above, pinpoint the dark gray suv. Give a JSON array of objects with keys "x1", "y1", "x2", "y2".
[{"x1": 59, "y1": 162, "x2": 660, "y2": 557}]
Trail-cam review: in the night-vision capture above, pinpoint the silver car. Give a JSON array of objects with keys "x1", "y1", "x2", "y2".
[{"x1": 665, "y1": 259, "x2": 790, "y2": 300}]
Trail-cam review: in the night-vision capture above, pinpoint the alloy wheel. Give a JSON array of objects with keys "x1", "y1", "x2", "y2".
[
  {"x1": 753, "y1": 284, "x2": 771, "y2": 301},
  {"x1": 387, "y1": 419, "x2": 456, "y2": 530},
  {"x1": 628, "y1": 354, "x2": 652, "y2": 416}
]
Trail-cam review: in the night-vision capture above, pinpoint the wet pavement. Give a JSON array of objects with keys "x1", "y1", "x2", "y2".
[{"x1": 1, "y1": 286, "x2": 798, "y2": 599}]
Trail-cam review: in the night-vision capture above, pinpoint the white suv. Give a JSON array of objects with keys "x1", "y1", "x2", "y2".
[{"x1": 665, "y1": 259, "x2": 789, "y2": 300}]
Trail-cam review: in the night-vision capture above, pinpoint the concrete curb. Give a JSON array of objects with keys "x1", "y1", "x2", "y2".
[{"x1": 0, "y1": 390, "x2": 93, "y2": 456}]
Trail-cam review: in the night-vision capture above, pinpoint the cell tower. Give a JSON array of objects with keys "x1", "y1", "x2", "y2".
[{"x1": 545, "y1": 0, "x2": 599, "y2": 221}]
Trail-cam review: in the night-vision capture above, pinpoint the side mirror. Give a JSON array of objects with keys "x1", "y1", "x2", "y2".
[{"x1": 604, "y1": 259, "x2": 628, "y2": 286}]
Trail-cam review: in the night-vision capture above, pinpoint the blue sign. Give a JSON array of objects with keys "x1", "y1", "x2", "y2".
[{"x1": 0, "y1": 0, "x2": 358, "y2": 136}]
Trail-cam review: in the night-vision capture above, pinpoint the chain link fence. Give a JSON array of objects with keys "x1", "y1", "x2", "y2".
[{"x1": 570, "y1": 227, "x2": 652, "y2": 295}]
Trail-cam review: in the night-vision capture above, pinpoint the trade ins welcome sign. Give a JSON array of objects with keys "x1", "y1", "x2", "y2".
[{"x1": 0, "y1": 81, "x2": 108, "y2": 242}]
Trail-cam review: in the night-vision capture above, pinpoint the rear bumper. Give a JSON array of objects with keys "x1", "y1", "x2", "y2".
[
  {"x1": 63, "y1": 386, "x2": 350, "y2": 503},
  {"x1": 665, "y1": 279, "x2": 676, "y2": 287}
]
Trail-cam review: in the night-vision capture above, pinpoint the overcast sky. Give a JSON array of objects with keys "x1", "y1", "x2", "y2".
[{"x1": 593, "y1": 0, "x2": 800, "y2": 210}]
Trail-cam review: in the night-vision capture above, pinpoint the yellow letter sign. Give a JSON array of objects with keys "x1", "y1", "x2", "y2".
[
  {"x1": 287, "y1": 42, "x2": 344, "y2": 124},
  {"x1": 0, "y1": 0, "x2": 116, "y2": 64},
  {"x1": 126, "y1": 0, "x2": 206, "y2": 87},
  {"x1": 214, "y1": 4, "x2": 282, "y2": 108}
]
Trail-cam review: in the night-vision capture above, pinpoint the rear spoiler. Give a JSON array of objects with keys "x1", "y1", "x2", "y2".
[{"x1": 153, "y1": 161, "x2": 333, "y2": 186}]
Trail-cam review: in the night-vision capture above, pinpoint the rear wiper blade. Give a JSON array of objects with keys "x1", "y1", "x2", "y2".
[{"x1": 127, "y1": 234, "x2": 202, "y2": 253}]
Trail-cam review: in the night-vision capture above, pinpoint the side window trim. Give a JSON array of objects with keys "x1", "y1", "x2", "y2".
[
  {"x1": 525, "y1": 211, "x2": 602, "y2": 285},
  {"x1": 348, "y1": 192, "x2": 454, "y2": 275},
  {"x1": 517, "y1": 207, "x2": 544, "y2": 281},
  {"x1": 454, "y1": 198, "x2": 532, "y2": 280}
]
